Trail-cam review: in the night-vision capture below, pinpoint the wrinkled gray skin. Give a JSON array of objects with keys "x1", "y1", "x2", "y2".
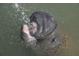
[{"x1": 21, "y1": 11, "x2": 61, "y2": 55}]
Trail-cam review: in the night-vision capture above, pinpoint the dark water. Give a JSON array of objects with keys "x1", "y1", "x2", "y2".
[{"x1": 0, "y1": 3, "x2": 79, "y2": 56}]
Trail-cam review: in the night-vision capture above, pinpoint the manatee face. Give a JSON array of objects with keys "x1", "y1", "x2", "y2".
[
  {"x1": 30, "y1": 11, "x2": 57, "y2": 41},
  {"x1": 21, "y1": 11, "x2": 60, "y2": 49}
]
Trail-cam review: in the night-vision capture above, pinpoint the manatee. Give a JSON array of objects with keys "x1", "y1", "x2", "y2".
[{"x1": 21, "y1": 11, "x2": 61, "y2": 55}]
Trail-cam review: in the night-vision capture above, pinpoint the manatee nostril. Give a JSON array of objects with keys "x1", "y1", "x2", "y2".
[
  {"x1": 51, "y1": 37, "x2": 56, "y2": 43},
  {"x1": 29, "y1": 22, "x2": 38, "y2": 35}
]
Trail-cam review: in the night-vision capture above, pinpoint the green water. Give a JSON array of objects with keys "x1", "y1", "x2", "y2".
[{"x1": 0, "y1": 3, "x2": 79, "y2": 56}]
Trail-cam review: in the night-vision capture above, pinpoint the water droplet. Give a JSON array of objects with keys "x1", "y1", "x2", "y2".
[{"x1": 15, "y1": 3, "x2": 19, "y2": 8}]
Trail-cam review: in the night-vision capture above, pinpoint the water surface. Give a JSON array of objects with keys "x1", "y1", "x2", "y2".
[{"x1": 0, "y1": 3, "x2": 79, "y2": 56}]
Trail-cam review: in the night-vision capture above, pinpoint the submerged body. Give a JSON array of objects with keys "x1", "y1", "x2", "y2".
[{"x1": 21, "y1": 11, "x2": 62, "y2": 55}]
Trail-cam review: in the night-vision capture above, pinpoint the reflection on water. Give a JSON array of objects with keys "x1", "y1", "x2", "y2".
[{"x1": 0, "y1": 3, "x2": 79, "y2": 56}]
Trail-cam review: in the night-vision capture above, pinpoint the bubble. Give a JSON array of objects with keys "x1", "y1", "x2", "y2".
[
  {"x1": 14, "y1": 3, "x2": 30, "y2": 25},
  {"x1": 15, "y1": 3, "x2": 19, "y2": 8},
  {"x1": 22, "y1": 12, "x2": 24, "y2": 15}
]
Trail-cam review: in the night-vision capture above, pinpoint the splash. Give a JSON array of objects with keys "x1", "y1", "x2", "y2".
[{"x1": 14, "y1": 3, "x2": 30, "y2": 25}]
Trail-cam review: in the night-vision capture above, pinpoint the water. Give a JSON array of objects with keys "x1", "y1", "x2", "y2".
[{"x1": 0, "y1": 3, "x2": 79, "y2": 56}]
